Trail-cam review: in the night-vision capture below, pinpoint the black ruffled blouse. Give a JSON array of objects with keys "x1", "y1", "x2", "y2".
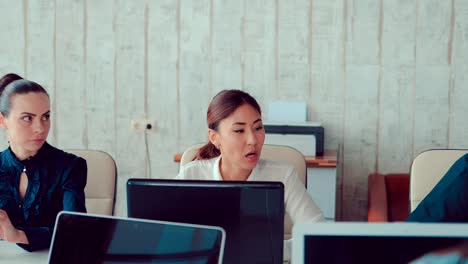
[{"x1": 0, "y1": 142, "x2": 87, "y2": 251}]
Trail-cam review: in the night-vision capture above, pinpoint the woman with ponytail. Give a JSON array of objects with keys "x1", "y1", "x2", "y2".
[
  {"x1": 177, "y1": 89, "x2": 324, "y2": 224},
  {"x1": 0, "y1": 73, "x2": 87, "y2": 251}
]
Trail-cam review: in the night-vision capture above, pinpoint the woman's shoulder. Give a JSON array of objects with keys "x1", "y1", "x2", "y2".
[
  {"x1": 0, "y1": 148, "x2": 10, "y2": 164},
  {"x1": 178, "y1": 157, "x2": 217, "y2": 180},
  {"x1": 43, "y1": 144, "x2": 86, "y2": 165},
  {"x1": 183, "y1": 157, "x2": 217, "y2": 170},
  {"x1": 0, "y1": 148, "x2": 8, "y2": 157}
]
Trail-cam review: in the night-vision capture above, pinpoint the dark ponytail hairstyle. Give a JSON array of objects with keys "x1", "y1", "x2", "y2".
[
  {"x1": 0, "y1": 73, "x2": 49, "y2": 117},
  {"x1": 195, "y1": 89, "x2": 262, "y2": 160}
]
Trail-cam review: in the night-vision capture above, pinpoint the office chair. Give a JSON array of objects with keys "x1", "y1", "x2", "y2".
[
  {"x1": 410, "y1": 149, "x2": 468, "y2": 211},
  {"x1": 180, "y1": 143, "x2": 307, "y2": 239},
  {"x1": 66, "y1": 150, "x2": 117, "y2": 216}
]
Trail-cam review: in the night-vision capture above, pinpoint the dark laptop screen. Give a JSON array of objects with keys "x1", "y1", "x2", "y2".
[
  {"x1": 127, "y1": 179, "x2": 285, "y2": 264},
  {"x1": 49, "y1": 212, "x2": 225, "y2": 264},
  {"x1": 304, "y1": 235, "x2": 466, "y2": 264}
]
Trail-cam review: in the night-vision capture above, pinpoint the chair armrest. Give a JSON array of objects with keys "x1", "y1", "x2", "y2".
[
  {"x1": 385, "y1": 173, "x2": 410, "y2": 221},
  {"x1": 368, "y1": 173, "x2": 389, "y2": 222}
]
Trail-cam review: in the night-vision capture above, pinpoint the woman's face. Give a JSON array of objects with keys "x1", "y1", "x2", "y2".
[
  {"x1": 0, "y1": 92, "x2": 50, "y2": 158},
  {"x1": 209, "y1": 103, "x2": 265, "y2": 173}
]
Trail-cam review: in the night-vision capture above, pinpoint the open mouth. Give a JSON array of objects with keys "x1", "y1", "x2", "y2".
[{"x1": 245, "y1": 151, "x2": 257, "y2": 158}]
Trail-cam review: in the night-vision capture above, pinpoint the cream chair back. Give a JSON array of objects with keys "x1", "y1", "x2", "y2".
[
  {"x1": 66, "y1": 150, "x2": 117, "y2": 216},
  {"x1": 410, "y1": 149, "x2": 468, "y2": 211}
]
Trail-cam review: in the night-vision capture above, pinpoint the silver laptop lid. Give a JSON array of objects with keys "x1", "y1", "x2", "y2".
[{"x1": 49, "y1": 211, "x2": 226, "y2": 264}]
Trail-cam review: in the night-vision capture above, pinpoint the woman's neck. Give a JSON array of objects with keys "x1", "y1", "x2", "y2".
[
  {"x1": 9, "y1": 144, "x2": 37, "y2": 161},
  {"x1": 219, "y1": 158, "x2": 252, "y2": 181}
]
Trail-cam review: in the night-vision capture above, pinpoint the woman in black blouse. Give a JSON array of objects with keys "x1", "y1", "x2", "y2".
[{"x1": 0, "y1": 73, "x2": 87, "y2": 251}]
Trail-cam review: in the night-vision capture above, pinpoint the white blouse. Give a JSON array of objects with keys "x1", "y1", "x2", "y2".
[{"x1": 176, "y1": 156, "x2": 325, "y2": 224}]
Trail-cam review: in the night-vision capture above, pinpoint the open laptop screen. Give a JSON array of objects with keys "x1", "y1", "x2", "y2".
[
  {"x1": 127, "y1": 179, "x2": 284, "y2": 264},
  {"x1": 49, "y1": 212, "x2": 225, "y2": 264},
  {"x1": 293, "y1": 222, "x2": 468, "y2": 264}
]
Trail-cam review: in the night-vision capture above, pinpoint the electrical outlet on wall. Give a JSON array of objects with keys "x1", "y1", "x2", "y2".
[{"x1": 131, "y1": 119, "x2": 156, "y2": 131}]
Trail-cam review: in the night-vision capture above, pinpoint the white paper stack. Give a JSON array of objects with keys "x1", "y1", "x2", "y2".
[{"x1": 268, "y1": 101, "x2": 307, "y2": 123}]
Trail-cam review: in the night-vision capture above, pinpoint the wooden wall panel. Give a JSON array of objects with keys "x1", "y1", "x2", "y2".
[
  {"x1": 342, "y1": 65, "x2": 379, "y2": 220},
  {"x1": 310, "y1": 0, "x2": 345, "y2": 150},
  {"x1": 413, "y1": 67, "x2": 450, "y2": 155},
  {"x1": 0, "y1": 1, "x2": 24, "y2": 75},
  {"x1": 342, "y1": 0, "x2": 379, "y2": 219},
  {"x1": 0, "y1": 1, "x2": 24, "y2": 149},
  {"x1": 378, "y1": 67, "x2": 414, "y2": 173},
  {"x1": 413, "y1": 1, "x2": 452, "y2": 156},
  {"x1": 345, "y1": 0, "x2": 380, "y2": 65},
  {"x1": 416, "y1": 0, "x2": 452, "y2": 66},
  {"x1": 211, "y1": 1, "x2": 243, "y2": 95},
  {"x1": 449, "y1": 0, "x2": 468, "y2": 148},
  {"x1": 242, "y1": 0, "x2": 275, "y2": 113},
  {"x1": 25, "y1": 0, "x2": 56, "y2": 145},
  {"x1": 114, "y1": 0, "x2": 146, "y2": 215},
  {"x1": 85, "y1": 0, "x2": 116, "y2": 156},
  {"x1": 378, "y1": 0, "x2": 416, "y2": 174},
  {"x1": 55, "y1": 0, "x2": 86, "y2": 149},
  {"x1": 381, "y1": 0, "x2": 416, "y2": 66},
  {"x1": 179, "y1": 1, "x2": 211, "y2": 150},
  {"x1": 147, "y1": 0, "x2": 180, "y2": 178},
  {"x1": 277, "y1": 0, "x2": 310, "y2": 99}
]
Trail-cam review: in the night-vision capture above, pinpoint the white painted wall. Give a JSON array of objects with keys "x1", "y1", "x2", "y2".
[{"x1": 0, "y1": 0, "x2": 467, "y2": 220}]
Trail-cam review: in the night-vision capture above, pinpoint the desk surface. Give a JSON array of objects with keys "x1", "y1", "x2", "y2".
[
  {"x1": 174, "y1": 149, "x2": 337, "y2": 168},
  {"x1": 0, "y1": 241, "x2": 49, "y2": 263}
]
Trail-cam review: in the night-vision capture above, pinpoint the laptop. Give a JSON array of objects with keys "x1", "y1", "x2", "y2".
[
  {"x1": 48, "y1": 211, "x2": 226, "y2": 264},
  {"x1": 292, "y1": 222, "x2": 468, "y2": 264},
  {"x1": 127, "y1": 179, "x2": 285, "y2": 264}
]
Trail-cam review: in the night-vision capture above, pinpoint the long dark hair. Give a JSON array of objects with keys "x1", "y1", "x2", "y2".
[
  {"x1": 195, "y1": 89, "x2": 262, "y2": 160},
  {"x1": 0, "y1": 73, "x2": 49, "y2": 117}
]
